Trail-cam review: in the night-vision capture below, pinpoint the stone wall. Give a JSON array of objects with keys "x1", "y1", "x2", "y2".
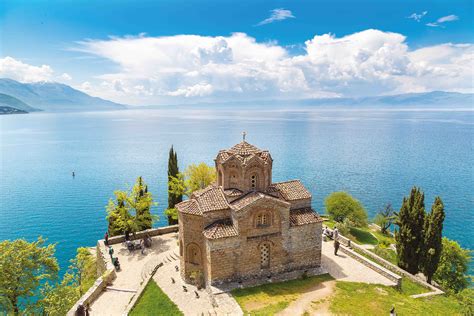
[
  {"x1": 106, "y1": 225, "x2": 178, "y2": 245},
  {"x1": 288, "y1": 198, "x2": 311, "y2": 210},
  {"x1": 288, "y1": 222, "x2": 322, "y2": 270},
  {"x1": 325, "y1": 226, "x2": 444, "y2": 298},
  {"x1": 339, "y1": 245, "x2": 402, "y2": 288},
  {"x1": 179, "y1": 212, "x2": 204, "y2": 283}
]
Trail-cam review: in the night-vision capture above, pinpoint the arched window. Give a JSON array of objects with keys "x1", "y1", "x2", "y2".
[
  {"x1": 187, "y1": 244, "x2": 201, "y2": 265},
  {"x1": 256, "y1": 212, "x2": 270, "y2": 227},
  {"x1": 229, "y1": 171, "x2": 238, "y2": 187},
  {"x1": 260, "y1": 243, "x2": 270, "y2": 268}
]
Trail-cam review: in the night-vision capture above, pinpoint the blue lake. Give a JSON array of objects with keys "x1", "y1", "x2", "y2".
[{"x1": 0, "y1": 107, "x2": 473, "y2": 273}]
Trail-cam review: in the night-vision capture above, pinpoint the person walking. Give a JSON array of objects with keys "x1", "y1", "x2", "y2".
[
  {"x1": 333, "y1": 226, "x2": 340, "y2": 256},
  {"x1": 104, "y1": 231, "x2": 109, "y2": 246}
]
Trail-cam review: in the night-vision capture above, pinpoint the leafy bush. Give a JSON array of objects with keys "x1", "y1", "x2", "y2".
[{"x1": 325, "y1": 192, "x2": 368, "y2": 227}]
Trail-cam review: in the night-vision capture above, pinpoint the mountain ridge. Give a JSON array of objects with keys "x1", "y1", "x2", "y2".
[{"x1": 0, "y1": 78, "x2": 126, "y2": 112}]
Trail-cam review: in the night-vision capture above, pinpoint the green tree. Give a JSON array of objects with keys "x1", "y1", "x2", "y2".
[
  {"x1": 324, "y1": 192, "x2": 368, "y2": 227},
  {"x1": 39, "y1": 273, "x2": 79, "y2": 316},
  {"x1": 0, "y1": 237, "x2": 59, "y2": 315},
  {"x1": 129, "y1": 177, "x2": 154, "y2": 231},
  {"x1": 106, "y1": 177, "x2": 157, "y2": 236},
  {"x1": 374, "y1": 203, "x2": 396, "y2": 235},
  {"x1": 433, "y1": 238, "x2": 471, "y2": 293},
  {"x1": 69, "y1": 247, "x2": 96, "y2": 295},
  {"x1": 184, "y1": 162, "x2": 216, "y2": 194},
  {"x1": 166, "y1": 146, "x2": 182, "y2": 225},
  {"x1": 106, "y1": 190, "x2": 133, "y2": 236},
  {"x1": 395, "y1": 187, "x2": 426, "y2": 274},
  {"x1": 423, "y1": 196, "x2": 445, "y2": 284},
  {"x1": 169, "y1": 162, "x2": 216, "y2": 197},
  {"x1": 456, "y1": 288, "x2": 474, "y2": 316}
]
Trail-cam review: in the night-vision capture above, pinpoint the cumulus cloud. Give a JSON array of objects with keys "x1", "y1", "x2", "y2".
[
  {"x1": 59, "y1": 73, "x2": 72, "y2": 81},
  {"x1": 426, "y1": 14, "x2": 459, "y2": 27},
  {"x1": 257, "y1": 8, "x2": 295, "y2": 26},
  {"x1": 0, "y1": 56, "x2": 54, "y2": 82},
  {"x1": 70, "y1": 29, "x2": 473, "y2": 104},
  {"x1": 407, "y1": 11, "x2": 427, "y2": 22}
]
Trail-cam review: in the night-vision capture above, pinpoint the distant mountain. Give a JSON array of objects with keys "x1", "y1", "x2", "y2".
[
  {"x1": 299, "y1": 91, "x2": 474, "y2": 107},
  {"x1": 0, "y1": 93, "x2": 40, "y2": 112},
  {"x1": 0, "y1": 106, "x2": 28, "y2": 115},
  {"x1": 0, "y1": 78, "x2": 127, "y2": 112},
  {"x1": 139, "y1": 91, "x2": 473, "y2": 110}
]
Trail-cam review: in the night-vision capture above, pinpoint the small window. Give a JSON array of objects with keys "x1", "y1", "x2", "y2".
[
  {"x1": 260, "y1": 243, "x2": 270, "y2": 268},
  {"x1": 256, "y1": 212, "x2": 270, "y2": 227},
  {"x1": 251, "y1": 174, "x2": 257, "y2": 189}
]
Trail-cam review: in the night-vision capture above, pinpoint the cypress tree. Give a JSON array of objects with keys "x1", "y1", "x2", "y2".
[
  {"x1": 395, "y1": 187, "x2": 426, "y2": 274},
  {"x1": 423, "y1": 196, "x2": 445, "y2": 284},
  {"x1": 167, "y1": 146, "x2": 182, "y2": 225}
]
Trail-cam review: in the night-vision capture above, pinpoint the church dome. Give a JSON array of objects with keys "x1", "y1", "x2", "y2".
[{"x1": 215, "y1": 141, "x2": 271, "y2": 165}]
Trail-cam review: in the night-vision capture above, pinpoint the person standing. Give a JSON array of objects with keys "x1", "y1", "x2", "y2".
[
  {"x1": 104, "y1": 231, "x2": 109, "y2": 246},
  {"x1": 333, "y1": 226, "x2": 340, "y2": 256},
  {"x1": 108, "y1": 246, "x2": 114, "y2": 259}
]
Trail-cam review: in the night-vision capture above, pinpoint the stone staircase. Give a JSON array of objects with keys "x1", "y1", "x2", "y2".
[{"x1": 140, "y1": 250, "x2": 179, "y2": 282}]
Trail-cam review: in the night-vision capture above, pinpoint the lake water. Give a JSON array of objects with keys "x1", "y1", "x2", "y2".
[{"x1": 1, "y1": 107, "x2": 473, "y2": 273}]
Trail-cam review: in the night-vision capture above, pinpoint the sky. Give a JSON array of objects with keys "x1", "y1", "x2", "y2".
[{"x1": 0, "y1": 0, "x2": 473, "y2": 105}]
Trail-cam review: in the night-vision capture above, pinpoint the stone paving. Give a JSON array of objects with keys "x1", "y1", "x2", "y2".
[
  {"x1": 88, "y1": 234, "x2": 394, "y2": 315},
  {"x1": 88, "y1": 233, "x2": 179, "y2": 315},
  {"x1": 153, "y1": 259, "x2": 242, "y2": 315},
  {"x1": 321, "y1": 239, "x2": 395, "y2": 286}
]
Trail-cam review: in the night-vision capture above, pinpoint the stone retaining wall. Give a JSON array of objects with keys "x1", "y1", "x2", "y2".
[
  {"x1": 325, "y1": 226, "x2": 444, "y2": 298},
  {"x1": 339, "y1": 245, "x2": 402, "y2": 288},
  {"x1": 349, "y1": 242, "x2": 443, "y2": 297},
  {"x1": 107, "y1": 225, "x2": 179, "y2": 245}
]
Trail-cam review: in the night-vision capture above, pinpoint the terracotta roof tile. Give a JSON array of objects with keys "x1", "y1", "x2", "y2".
[
  {"x1": 176, "y1": 200, "x2": 202, "y2": 216},
  {"x1": 203, "y1": 219, "x2": 238, "y2": 239},
  {"x1": 192, "y1": 185, "x2": 230, "y2": 213},
  {"x1": 231, "y1": 191, "x2": 288, "y2": 210},
  {"x1": 231, "y1": 191, "x2": 263, "y2": 210},
  {"x1": 289, "y1": 208, "x2": 323, "y2": 226},
  {"x1": 224, "y1": 188, "x2": 243, "y2": 197},
  {"x1": 216, "y1": 141, "x2": 272, "y2": 165},
  {"x1": 268, "y1": 180, "x2": 312, "y2": 201}
]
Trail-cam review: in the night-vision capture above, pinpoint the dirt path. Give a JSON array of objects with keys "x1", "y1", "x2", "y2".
[{"x1": 276, "y1": 280, "x2": 336, "y2": 316}]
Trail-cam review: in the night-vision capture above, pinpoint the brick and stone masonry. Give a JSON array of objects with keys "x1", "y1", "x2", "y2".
[{"x1": 177, "y1": 140, "x2": 323, "y2": 286}]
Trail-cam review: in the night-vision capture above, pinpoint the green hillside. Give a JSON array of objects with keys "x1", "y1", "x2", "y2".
[{"x1": 0, "y1": 93, "x2": 39, "y2": 112}]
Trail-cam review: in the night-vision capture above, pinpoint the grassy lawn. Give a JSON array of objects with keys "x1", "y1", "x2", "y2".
[
  {"x1": 232, "y1": 274, "x2": 334, "y2": 315},
  {"x1": 401, "y1": 277, "x2": 430, "y2": 295},
  {"x1": 330, "y1": 281, "x2": 464, "y2": 315},
  {"x1": 130, "y1": 280, "x2": 182, "y2": 316},
  {"x1": 369, "y1": 246, "x2": 398, "y2": 265},
  {"x1": 323, "y1": 219, "x2": 395, "y2": 246},
  {"x1": 349, "y1": 227, "x2": 378, "y2": 245}
]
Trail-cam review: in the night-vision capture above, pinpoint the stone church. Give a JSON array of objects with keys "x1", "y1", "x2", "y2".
[{"x1": 177, "y1": 139, "x2": 323, "y2": 286}]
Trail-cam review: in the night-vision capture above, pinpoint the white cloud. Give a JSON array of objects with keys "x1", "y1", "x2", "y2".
[
  {"x1": 0, "y1": 56, "x2": 54, "y2": 82},
  {"x1": 2, "y1": 30, "x2": 472, "y2": 105},
  {"x1": 70, "y1": 29, "x2": 473, "y2": 104},
  {"x1": 257, "y1": 8, "x2": 295, "y2": 26},
  {"x1": 426, "y1": 14, "x2": 459, "y2": 27},
  {"x1": 59, "y1": 73, "x2": 72, "y2": 81},
  {"x1": 407, "y1": 11, "x2": 427, "y2": 22},
  {"x1": 168, "y1": 83, "x2": 213, "y2": 97},
  {"x1": 437, "y1": 14, "x2": 459, "y2": 23}
]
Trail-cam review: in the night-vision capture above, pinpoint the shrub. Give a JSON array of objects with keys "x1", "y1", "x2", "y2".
[{"x1": 325, "y1": 192, "x2": 368, "y2": 227}]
